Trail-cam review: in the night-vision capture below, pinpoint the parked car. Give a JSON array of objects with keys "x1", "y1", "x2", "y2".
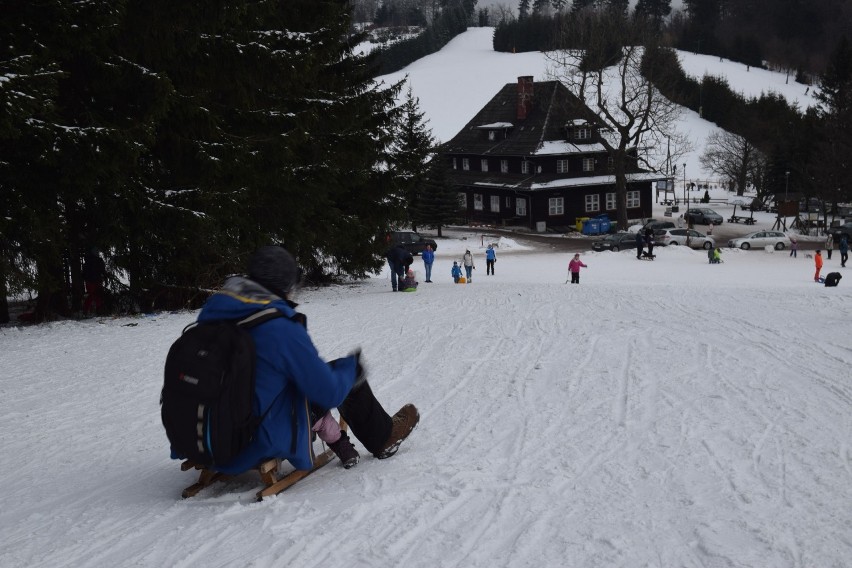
[
  {"x1": 726, "y1": 231, "x2": 791, "y2": 250},
  {"x1": 644, "y1": 220, "x2": 676, "y2": 231},
  {"x1": 684, "y1": 207, "x2": 724, "y2": 225},
  {"x1": 827, "y1": 221, "x2": 852, "y2": 242},
  {"x1": 388, "y1": 231, "x2": 437, "y2": 255},
  {"x1": 654, "y1": 228, "x2": 715, "y2": 250},
  {"x1": 591, "y1": 232, "x2": 640, "y2": 252}
]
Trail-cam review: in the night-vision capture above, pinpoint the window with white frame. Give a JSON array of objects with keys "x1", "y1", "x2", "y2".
[
  {"x1": 627, "y1": 190, "x2": 640, "y2": 208},
  {"x1": 576, "y1": 127, "x2": 591, "y2": 140},
  {"x1": 521, "y1": 160, "x2": 530, "y2": 174},
  {"x1": 474, "y1": 193, "x2": 483, "y2": 210},
  {"x1": 462, "y1": 158, "x2": 470, "y2": 171},
  {"x1": 585, "y1": 194, "x2": 600, "y2": 212},
  {"x1": 556, "y1": 159, "x2": 569, "y2": 174},
  {"x1": 605, "y1": 192, "x2": 617, "y2": 210},
  {"x1": 481, "y1": 159, "x2": 489, "y2": 172},
  {"x1": 582, "y1": 157, "x2": 595, "y2": 172},
  {"x1": 516, "y1": 198, "x2": 527, "y2": 216},
  {"x1": 501, "y1": 159, "x2": 508, "y2": 173},
  {"x1": 548, "y1": 197, "x2": 564, "y2": 216},
  {"x1": 490, "y1": 196, "x2": 500, "y2": 212},
  {"x1": 458, "y1": 192, "x2": 467, "y2": 209}
]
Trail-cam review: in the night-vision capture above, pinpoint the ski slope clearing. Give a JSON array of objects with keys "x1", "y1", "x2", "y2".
[
  {"x1": 2, "y1": 235, "x2": 851, "y2": 567},
  {"x1": 377, "y1": 27, "x2": 816, "y2": 181}
]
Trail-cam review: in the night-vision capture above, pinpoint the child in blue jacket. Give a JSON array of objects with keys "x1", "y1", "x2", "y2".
[{"x1": 451, "y1": 261, "x2": 463, "y2": 283}]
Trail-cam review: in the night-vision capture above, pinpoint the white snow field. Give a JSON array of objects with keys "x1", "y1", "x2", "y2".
[
  {"x1": 2, "y1": 230, "x2": 851, "y2": 567},
  {"x1": 3, "y1": 26, "x2": 851, "y2": 568}
]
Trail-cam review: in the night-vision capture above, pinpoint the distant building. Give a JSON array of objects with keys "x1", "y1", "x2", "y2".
[{"x1": 440, "y1": 76, "x2": 662, "y2": 231}]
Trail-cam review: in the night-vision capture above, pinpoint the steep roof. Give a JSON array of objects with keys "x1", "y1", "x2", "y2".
[{"x1": 441, "y1": 80, "x2": 601, "y2": 156}]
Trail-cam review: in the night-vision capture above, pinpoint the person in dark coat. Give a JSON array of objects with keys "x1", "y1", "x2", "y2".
[
  {"x1": 385, "y1": 244, "x2": 413, "y2": 292},
  {"x1": 644, "y1": 228, "x2": 655, "y2": 258},
  {"x1": 635, "y1": 231, "x2": 644, "y2": 260},
  {"x1": 82, "y1": 249, "x2": 107, "y2": 314},
  {"x1": 180, "y1": 246, "x2": 420, "y2": 475}
]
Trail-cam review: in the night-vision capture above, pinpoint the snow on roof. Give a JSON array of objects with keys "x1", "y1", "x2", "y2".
[
  {"x1": 530, "y1": 172, "x2": 666, "y2": 190},
  {"x1": 569, "y1": 119, "x2": 589, "y2": 126},
  {"x1": 476, "y1": 122, "x2": 514, "y2": 129},
  {"x1": 534, "y1": 141, "x2": 606, "y2": 155}
]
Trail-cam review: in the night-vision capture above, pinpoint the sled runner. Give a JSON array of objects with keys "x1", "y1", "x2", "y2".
[
  {"x1": 180, "y1": 419, "x2": 346, "y2": 501},
  {"x1": 638, "y1": 252, "x2": 656, "y2": 260}
]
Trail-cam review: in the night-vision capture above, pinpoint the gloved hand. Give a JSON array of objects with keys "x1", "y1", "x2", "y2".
[{"x1": 351, "y1": 348, "x2": 367, "y2": 391}]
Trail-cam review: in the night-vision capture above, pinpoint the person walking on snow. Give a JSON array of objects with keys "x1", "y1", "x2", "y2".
[
  {"x1": 451, "y1": 261, "x2": 463, "y2": 283},
  {"x1": 635, "y1": 231, "x2": 644, "y2": 260},
  {"x1": 825, "y1": 233, "x2": 834, "y2": 260},
  {"x1": 421, "y1": 244, "x2": 434, "y2": 283},
  {"x1": 789, "y1": 237, "x2": 798, "y2": 258},
  {"x1": 568, "y1": 253, "x2": 588, "y2": 284},
  {"x1": 840, "y1": 235, "x2": 849, "y2": 267},
  {"x1": 485, "y1": 244, "x2": 497, "y2": 275},
  {"x1": 385, "y1": 244, "x2": 413, "y2": 292},
  {"x1": 462, "y1": 250, "x2": 475, "y2": 282},
  {"x1": 814, "y1": 249, "x2": 824, "y2": 282}
]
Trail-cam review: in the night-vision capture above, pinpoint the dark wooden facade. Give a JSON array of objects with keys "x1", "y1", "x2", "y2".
[{"x1": 441, "y1": 77, "x2": 661, "y2": 231}]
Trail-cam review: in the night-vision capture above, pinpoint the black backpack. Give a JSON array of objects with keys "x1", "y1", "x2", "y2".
[
  {"x1": 161, "y1": 307, "x2": 285, "y2": 467},
  {"x1": 824, "y1": 272, "x2": 842, "y2": 287}
]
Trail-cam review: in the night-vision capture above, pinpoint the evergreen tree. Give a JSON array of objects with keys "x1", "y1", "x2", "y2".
[
  {"x1": 634, "y1": 0, "x2": 672, "y2": 30},
  {"x1": 415, "y1": 160, "x2": 463, "y2": 237},
  {"x1": 518, "y1": 0, "x2": 531, "y2": 19},
  {"x1": 392, "y1": 87, "x2": 436, "y2": 232},
  {"x1": 813, "y1": 37, "x2": 852, "y2": 207}
]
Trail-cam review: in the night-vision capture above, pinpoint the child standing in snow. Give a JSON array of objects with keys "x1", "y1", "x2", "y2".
[
  {"x1": 451, "y1": 261, "x2": 463, "y2": 283},
  {"x1": 790, "y1": 237, "x2": 798, "y2": 258},
  {"x1": 568, "y1": 253, "x2": 587, "y2": 284}
]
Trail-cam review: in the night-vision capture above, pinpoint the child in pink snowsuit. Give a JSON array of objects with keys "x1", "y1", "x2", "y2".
[
  {"x1": 312, "y1": 411, "x2": 359, "y2": 469},
  {"x1": 568, "y1": 253, "x2": 587, "y2": 284}
]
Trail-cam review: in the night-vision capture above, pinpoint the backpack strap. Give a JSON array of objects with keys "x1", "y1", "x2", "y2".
[{"x1": 237, "y1": 307, "x2": 284, "y2": 329}]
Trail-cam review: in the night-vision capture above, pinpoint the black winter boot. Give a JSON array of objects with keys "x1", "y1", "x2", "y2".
[{"x1": 328, "y1": 431, "x2": 360, "y2": 469}]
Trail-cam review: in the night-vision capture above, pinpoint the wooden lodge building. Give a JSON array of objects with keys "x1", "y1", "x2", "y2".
[{"x1": 441, "y1": 76, "x2": 662, "y2": 232}]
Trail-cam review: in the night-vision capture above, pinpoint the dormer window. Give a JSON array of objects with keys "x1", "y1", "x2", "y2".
[{"x1": 576, "y1": 127, "x2": 591, "y2": 140}]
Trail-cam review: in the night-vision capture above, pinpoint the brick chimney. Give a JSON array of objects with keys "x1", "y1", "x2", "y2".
[{"x1": 517, "y1": 76, "x2": 534, "y2": 121}]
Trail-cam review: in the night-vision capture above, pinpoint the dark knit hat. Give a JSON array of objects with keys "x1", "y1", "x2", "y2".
[{"x1": 248, "y1": 246, "x2": 300, "y2": 297}]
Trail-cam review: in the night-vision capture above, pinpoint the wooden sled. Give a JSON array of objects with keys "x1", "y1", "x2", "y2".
[{"x1": 180, "y1": 420, "x2": 346, "y2": 501}]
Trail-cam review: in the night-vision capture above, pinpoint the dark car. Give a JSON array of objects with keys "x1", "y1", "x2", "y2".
[
  {"x1": 591, "y1": 232, "x2": 640, "y2": 252},
  {"x1": 644, "y1": 220, "x2": 676, "y2": 231},
  {"x1": 389, "y1": 231, "x2": 437, "y2": 256},
  {"x1": 828, "y1": 221, "x2": 852, "y2": 242}
]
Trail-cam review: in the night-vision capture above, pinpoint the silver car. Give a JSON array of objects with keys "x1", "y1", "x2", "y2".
[
  {"x1": 685, "y1": 207, "x2": 724, "y2": 225},
  {"x1": 655, "y1": 228, "x2": 715, "y2": 249},
  {"x1": 727, "y1": 231, "x2": 791, "y2": 250}
]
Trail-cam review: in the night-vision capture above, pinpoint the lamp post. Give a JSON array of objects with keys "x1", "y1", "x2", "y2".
[
  {"x1": 683, "y1": 163, "x2": 688, "y2": 214},
  {"x1": 785, "y1": 170, "x2": 790, "y2": 201}
]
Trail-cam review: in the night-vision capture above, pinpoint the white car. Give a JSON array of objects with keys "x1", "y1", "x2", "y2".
[
  {"x1": 727, "y1": 231, "x2": 791, "y2": 250},
  {"x1": 655, "y1": 228, "x2": 715, "y2": 250}
]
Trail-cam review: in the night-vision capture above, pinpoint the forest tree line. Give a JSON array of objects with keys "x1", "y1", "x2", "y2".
[{"x1": 1, "y1": 0, "x2": 447, "y2": 323}]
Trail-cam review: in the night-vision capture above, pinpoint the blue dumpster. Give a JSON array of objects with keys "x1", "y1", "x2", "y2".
[
  {"x1": 582, "y1": 219, "x2": 601, "y2": 235},
  {"x1": 593, "y1": 214, "x2": 611, "y2": 234}
]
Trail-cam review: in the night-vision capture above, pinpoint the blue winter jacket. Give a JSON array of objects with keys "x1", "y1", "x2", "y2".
[
  {"x1": 485, "y1": 247, "x2": 496, "y2": 261},
  {"x1": 185, "y1": 277, "x2": 356, "y2": 474},
  {"x1": 421, "y1": 249, "x2": 435, "y2": 265}
]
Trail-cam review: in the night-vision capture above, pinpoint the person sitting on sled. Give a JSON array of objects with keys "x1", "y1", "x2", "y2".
[
  {"x1": 182, "y1": 246, "x2": 420, "y2": 474},
  {"x1": 400, "y1": 268, "x2": 418, "y2": 292}
]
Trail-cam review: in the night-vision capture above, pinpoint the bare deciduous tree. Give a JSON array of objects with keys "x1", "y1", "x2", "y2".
[
  {"x1": 699, "y1": 130, "x2": 763, "y2": 196},
  {"x1": 548, "y1": 16, "x2": 690, "y2": 230}
]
